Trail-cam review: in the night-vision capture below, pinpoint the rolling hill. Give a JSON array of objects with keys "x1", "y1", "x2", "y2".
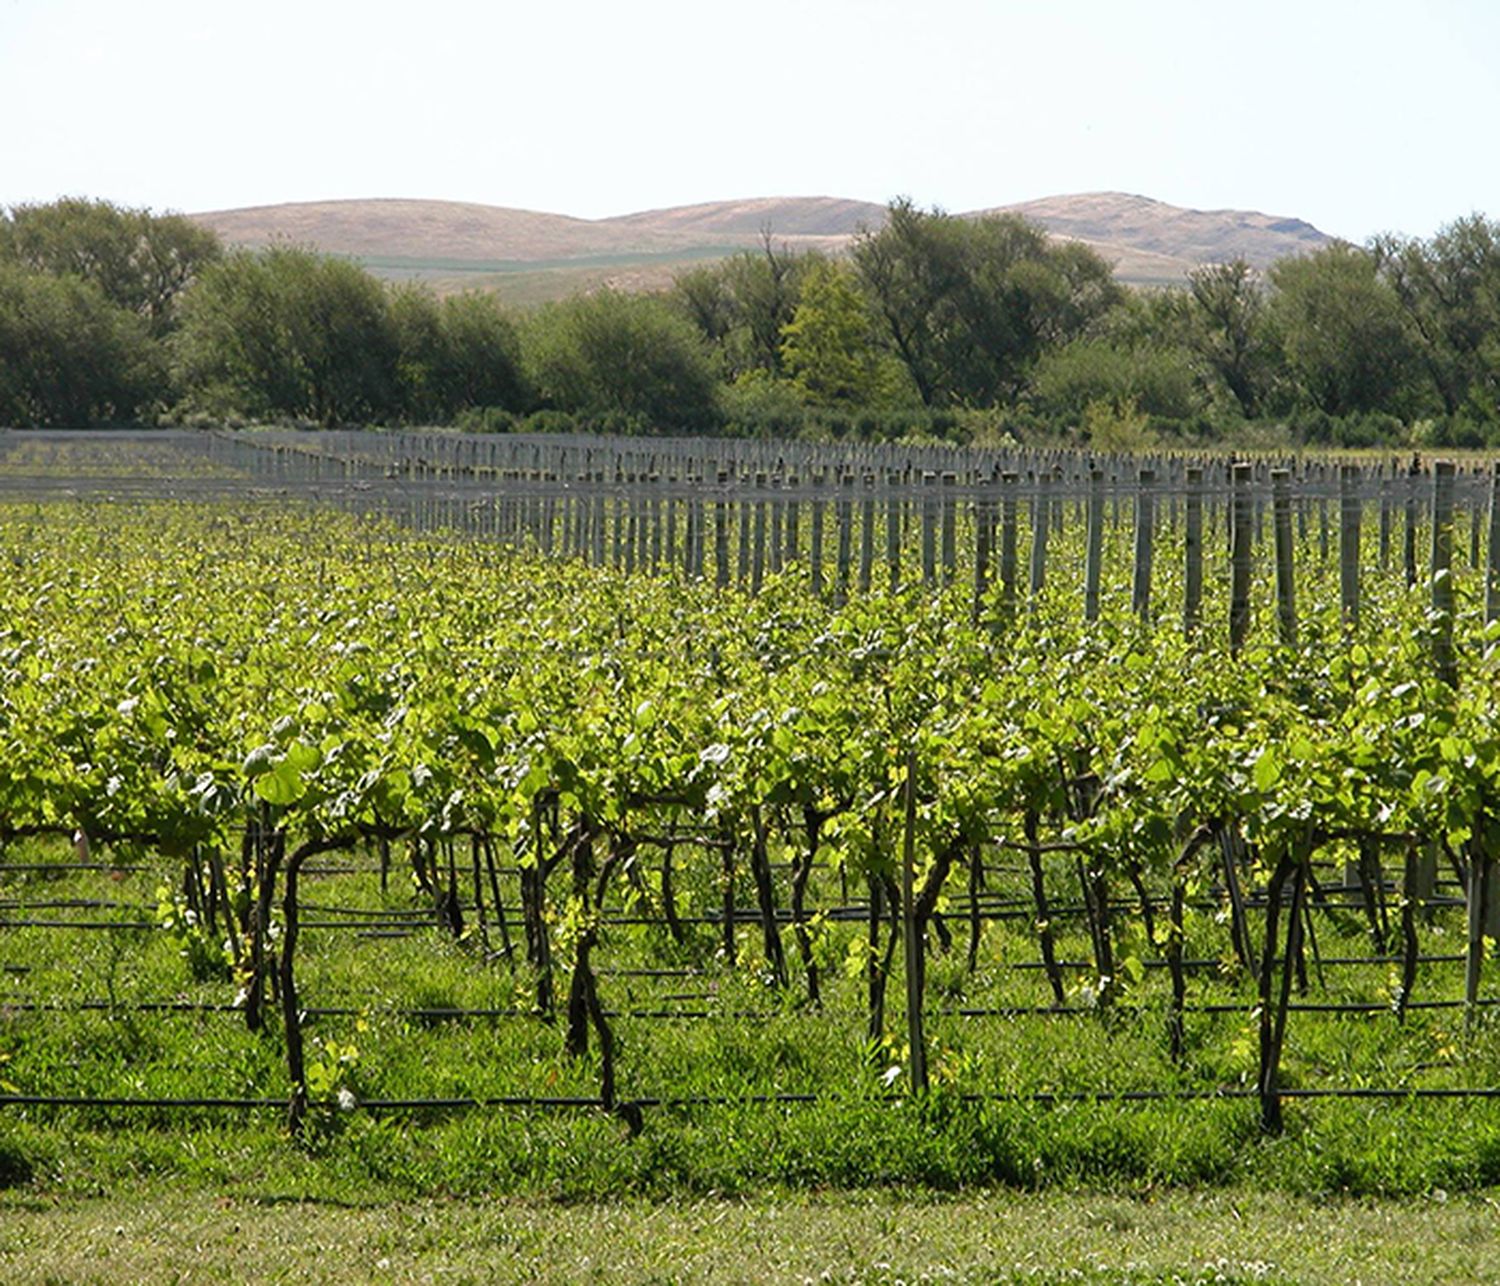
[{"x1": 191, "y1": 192, "x2": 1335, "y2": 304}]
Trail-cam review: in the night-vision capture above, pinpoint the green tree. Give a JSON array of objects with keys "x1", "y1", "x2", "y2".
[
  {"x1": 389, "y1": 287, "x2": 529, "y2": 423},
  {"x1": 523, "y1": 289, "x2": 719, "y2": 431},
  {"x1": 436, "y1": 291, "x2": 529, "y2": 414},
  {"x1": 722, "y1": 234, "x2": 820, "y2": 377},
  {"x1": 1183, "y1": 258, "x2": 1270, "y2": 416},
  {"x1": 0, "y1": 263, "x2": 163, "y2": 426},
  {"x1": 853, "y1": 199, "x2": 1120, "y2": 408},
  {"x1": 671, "y1": 237, "x2": 822, "y2": 381},
  {"x1": 1267, "y1": 243, "x2": 1422, "y2": 418},
  {"x1": 174, "y1": 246, "x2": 397, "y2": 426},
  {"x1": 387, "y1": 284, "x2": 448, "y2": 423},
  {"x1": 671, "y1": 262, "x2": 737, "y2": 349},
  {"x1": 1029, "y1": 337, "x2": 1201, "y2": 425},
  {"x1": 779, "y1": 260, "x2": 910, "y2": 406},
  {"x1": 1375, "y1": 215, "x2": 1500, "y2": 421},
  {"x1": 0, "y1": 197, "x2": 220, "y2": 337}
]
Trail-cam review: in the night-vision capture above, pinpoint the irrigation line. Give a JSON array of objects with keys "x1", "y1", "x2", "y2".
[
  {"x1": 9, "y1": 1085, "x2": 1500, "y2": 1119},
  {"x1": 0, "y1": 919, "x2": 155, "y2": 930},
  {"x1": 10, "y1": 994, "x2": 1500, "y2": 1023}
]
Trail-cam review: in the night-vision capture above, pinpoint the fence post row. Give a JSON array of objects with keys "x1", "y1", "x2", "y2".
[{"x1": 185, "y1": 434, "x2": 1500, "y2": 657}]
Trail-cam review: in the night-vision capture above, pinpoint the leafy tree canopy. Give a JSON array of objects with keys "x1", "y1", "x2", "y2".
[
  {"x1": 174, "y1": 245, "x2": 397, "y2": 427},
  {"x1": 524, "y1": 289, "x2": 720, "y2": 432},
  {"x1": 0, "y1": 197, "x2": 220, "y2": 336}
]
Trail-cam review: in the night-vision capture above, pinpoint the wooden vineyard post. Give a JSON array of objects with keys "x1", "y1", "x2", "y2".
[
  {"x1": 662, "y1": 488, "x2": 677, "y2": 575},
  {"x1": 714, "y1": 482, "x2": 731, "y2": 591},
  {"x1": 1337, "y1": 464, "x2": 1360, "y2": 629},
  {"x1": 886, "y1": 470, "x2": 902, "y2": 592},
  {"x1": 999, "y1": 472, "x2": 1019, "y2": 620},
  {"x1": 835, "y1": 473, "x2": 854, "y2": 604},
  {"x1": 1404, "y1": 457, "x2": 1420, "y2": 588},
  {"x1": 770, "y1": 486, "x2": 784, "y2": 576},
  {"x1": 735, "y1": 481, "x2": 752, "y2": 587},
  {"x1": 569, "y1": 488, "x2": 584, "y2": 562},
  {"x1": 1132, "y1": 468, "x2": 1155, "y2": 621},
  {"x1": 649, "y1": 477, "x2": 663, "y2": 572},
  {"x1": 632, "y1": 483, "x2": 647, "y2": 572},
  {"x1": 1379, "y1": 475, "x2": 1392, "y2": 570},
  {"x1": 1486, "y1": 462, "x2": 1500, "y2": 624},
  {"x1": 902, "y1": 750, "x2": 929, "y2": 1094},
  {"x1": 810, "y1": 473, "x2": 826, "y2": 596},
  {"x1": 785, "y1": 475, "x2": 800, "y2": 567},
  {"x1": 1184, "y1": 466, "x2": 1203, "y2": 637},
  {"x1": 611, "y1": 486, "x2": 625, "y2": 570},
  {"x1": 540, "y1": 488, "x2": 555, "y2": 558},
  {"x1": 859, "y1": 474, "x2": 876, "y2": 595},
  {"x1": 615, "y1": 492, "x2": 633, "y2": 573},
  {"x1": 920, "y1": 471, "x2": 938, "y2": 586},
  {"x1": 972, "y1": 487, "x2": 993, "y2": 625},
  {"x1": 752, "y1": 478, "x2": 768, "y2": 595},
  {"x1": 940, "y1": 472, "x2": 957, "y2": 585},
  {"x1": 691, "y1": 494, "x2": 707, "y2": 581},
  {"x1": 1084, "y1": 467, "x2": 1104, "y2": 622},
  {"x1": 1473, "y1": 478, "x2": 1484, "y2": 570},
  {"x1": 1028, "y1": 470, "x2": 1049, "y2": 598},
  {"x1": 1229, "y1": 462, "x2": 1254, "y2": 655},
  {"x1": 592, "y1": 485, "x2": 606, "y2": 568},
  {"x1": 1431, "y1": 460, "x2": 1457, "y2": 688},
  {"x1": 1272, "y1": 468, "x2": 1297, "y2": 648}
]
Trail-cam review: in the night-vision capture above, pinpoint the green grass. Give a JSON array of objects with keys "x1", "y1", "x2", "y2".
[
  {"x1": 5, "y1": 840, "x2": 1500, "y2": 1207},
  {"x1": 3, "y1": 1186, "x2": 1498, "y2": 1283},
  {"x1": 352, "y1": 246, "x2": 746, "y2": 306}
]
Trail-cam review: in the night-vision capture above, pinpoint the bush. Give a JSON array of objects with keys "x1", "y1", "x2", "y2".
[
  {"x1": 522, "y1": 290, "x2": 721, "y2": 433},
  {"x1": 454, "y1": 406, "x2": 519, "y2": 434},
  {"x1": 1030, "y1": 338, "x2": 1202, "y2": 423},
  {"x1": 0, "y1": 264, "x2": 164, "y2": 426},
  {"x1": 1289, "y1": 406, "x2": 1337, "y2": 445},
  {"x1": 1330, "y1": 411, "x2": 1403, "y2": 448},
  {"x1": 520, "y1": 409, "x2": 581, "y2": 436},
  {"x1": 175, "y1": 247, "x2": 397, "y2": 426}
]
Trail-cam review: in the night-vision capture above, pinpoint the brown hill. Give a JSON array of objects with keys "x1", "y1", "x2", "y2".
[
  {"x1": 196, "y1": 198, "x2": 683, "y2": 261},
  {"x1": 985, "y1": 192, "x2": 1331, "y2": 270},
  {"x1": 601, "y1": 196, "x2": 887, "y2": 238},
  {"x1": 191, "y1": 192, "x2": 1334, "y2": 303}
]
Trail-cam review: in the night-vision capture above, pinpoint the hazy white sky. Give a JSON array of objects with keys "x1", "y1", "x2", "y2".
[{"x1": 3, "y1": 0, "x2": 1497, "y2": 242}]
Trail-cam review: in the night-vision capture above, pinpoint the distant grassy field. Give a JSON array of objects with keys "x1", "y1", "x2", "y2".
[
  {"x1": 357, "y1": 245, "x2": 746, "y2": 305},
  {"x1": 349, "y1": 243, "x2": 1194, "y2": 303}
]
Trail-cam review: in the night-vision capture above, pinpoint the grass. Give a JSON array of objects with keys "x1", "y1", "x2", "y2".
[
  {"x1": 357, "y1": 247, "x2": 748, "y2": 306},
  {"x1": 6, "y1": 840, "x2": 1500, "y2": 1208},
  {"x1": 3, "y1": 1186, "x2": 1499, "y2": 1283}
]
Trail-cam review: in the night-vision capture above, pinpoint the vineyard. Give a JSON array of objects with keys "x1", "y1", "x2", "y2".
[{"x1": 4, "y1": 427, "x2": 1500, "y2": 1199}]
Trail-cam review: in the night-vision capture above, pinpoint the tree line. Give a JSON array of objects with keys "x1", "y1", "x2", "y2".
[{"x1": 2, "y1": 196, "x2": 1497, "y2": 445}]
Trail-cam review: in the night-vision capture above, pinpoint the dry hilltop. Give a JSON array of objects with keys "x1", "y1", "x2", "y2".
[{"x1": 191, "y1": 191, "x2": 1333, "y2": 304}]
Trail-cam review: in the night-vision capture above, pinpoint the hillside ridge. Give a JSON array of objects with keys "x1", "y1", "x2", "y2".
[{"x1": 191, "y1": 192, "x2": 1335, "y2": 301}]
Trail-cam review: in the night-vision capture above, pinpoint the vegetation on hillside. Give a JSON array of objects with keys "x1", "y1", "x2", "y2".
[{"x1": 2, "y1": 196, "x2": 1498, "y2": 444}]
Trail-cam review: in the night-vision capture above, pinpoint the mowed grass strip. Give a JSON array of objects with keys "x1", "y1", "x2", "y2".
[{"x1": 1, "y1": 1187, "x2": 1496, "y2": 1284}]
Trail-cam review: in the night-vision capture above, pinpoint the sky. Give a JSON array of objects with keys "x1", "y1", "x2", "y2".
[{"x1": 3, "y1": 0, "x2": 1498, "y2": 243}]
